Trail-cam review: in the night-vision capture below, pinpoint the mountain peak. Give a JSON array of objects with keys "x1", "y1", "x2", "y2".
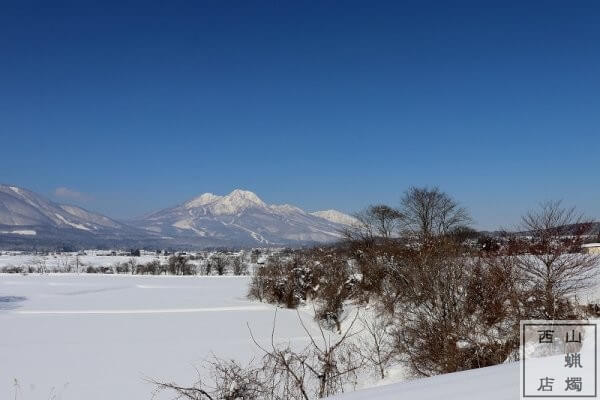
[
  {"x1": 185, "y1": 193, "x2": 223, "y2": 208},
  {"x1": 209, "y1": 189, "x2": 266, "y2": 215},
  {"x1": 182, "y1": 189, "x2": 267, "y2": 215},
  {"x1": 226, "y1": 189, "x2": 263, "y2": 203}
]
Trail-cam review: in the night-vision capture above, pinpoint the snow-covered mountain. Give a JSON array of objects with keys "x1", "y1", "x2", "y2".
[
  {"x1": 0, "y1": 185, "x2": 120, "y2": 231},
  {"x1": 311, "y1": 209, "x2": 358, "y2": 226},
  {"x1": 0, "y1": 185, "x2": 354, "y2": 249},
  {"x1": 0, "y1": 184, "x2": 154, "y2": 249},
  {"x1": 133, "y1": 189, "x2": 352, "y2": 247}
]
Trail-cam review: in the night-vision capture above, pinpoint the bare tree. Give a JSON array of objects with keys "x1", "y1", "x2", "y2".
[
  {"x1": 344, "y1": 204, "x2": 402, "y2": 243},
  {"x1": 516, "y1": 201, "x2": 600, "y2": 319},
  {"x1": 210, "y1": 254, "x2": 228, "y2": 276},
  {"x1": 168, "y1": 255, "x2": 193, "y2": 275},
  {"x1": 232, "y1": 256, "x2": 248, "y2": 275},
  {"x1": 126, "y1": 257, "x2": 137, "y2": 275},
  {"x1": 33, "y1": 256, "x2": 47, "y2": 274},
  {"x1": 400, "y1": 186, "x2": 471, "y2": 239},
  {"x1": 58, "y1": 254, "x2": 73, "y2": 272},
  {"x1": 343, "y1": 213, "x2": 374, "y2": 245},
  {"x1": 367, "y1": 205, "x2": 403, "y2": 239}
]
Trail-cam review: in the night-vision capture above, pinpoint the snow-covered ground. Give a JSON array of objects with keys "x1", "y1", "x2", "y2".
[
  {"x1": 4, "y1": 259, "x2": 598, "y2": 399},
  {"x1": 329, "y1": 362, "x2": 518, "y2": 399},
  {"x1": 0, "y1": 273, "x2": 521, "y2": 400},
  {"x1": 0, "y1": 274, "x2": 323, "y2": 400}
]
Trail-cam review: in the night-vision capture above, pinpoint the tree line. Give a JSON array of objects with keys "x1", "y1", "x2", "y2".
[{"x1": 1, "y1": 253, "x2": 250, "y2": 276}]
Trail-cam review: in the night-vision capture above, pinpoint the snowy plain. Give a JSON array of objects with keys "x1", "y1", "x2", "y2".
[
  {"x1": 5, "y1": 260, "x2": 597, "y2": 399},
  {"x1": 0, "y1": 274, "x2": 327, "y2": 400},
  {"x1": 0, "y1": 273, "x2": 524, "y2": 400}
]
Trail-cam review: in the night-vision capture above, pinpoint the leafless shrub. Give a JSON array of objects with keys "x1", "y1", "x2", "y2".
[
  {"x1": 114, "y1": 262, "x2": 129, "y2": 274},
  {"x1": 356, "y1": 313, "x2": 395, "y2": 379},
  {"x1": 151, "y1": 359, "x2": 264, "y2": 400},
  {"x1": 366, "y1": 244, "x2": 413, "y2": 313},
  {"x1": 250, "y1": 311, "x2": 363, "y2": 399},
  {"x1": 33, "y1": 256, "x2": 48, "y2": 274},
  {"x1": 58, "y1": 254, "x2": 74, "y2": 272},
  {"x1": 347, "y1": 247, "x2": 388, "y2": 302},
  {"x1": 204, "y1": 261, "x2": 212, "y2": 275},
  {"x1": 2, "y1": 265, "x2": 24, "y2": 273},
  {"x1": 310, "y1": 253, "x2": 354, "y2": 332},
  {"x1": 12, "y1": 378, "x2": 70, "y2": 400},
  {"x1": 391, "y1": 240, "x2": 520, "y2": 376},
  {"x1": 137, "y1": 260, "x2": 163, "y2": 275},
  {"x1": 152, "y1": 311, "x2": 364, "y2": 400}
]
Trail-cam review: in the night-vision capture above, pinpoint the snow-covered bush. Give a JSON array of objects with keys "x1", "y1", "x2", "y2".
[
  {"x1": 248, "y1": 254, "x2": 309, "y2": 308},
  {"x1": 248, "y1": 249, "x2": 356, "y2": 324}
]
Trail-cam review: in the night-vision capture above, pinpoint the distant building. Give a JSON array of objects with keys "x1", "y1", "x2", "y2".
[
  {"x1": 256, "y1": 255, "x2": 268, "y2": 265},
  {"x1": 582, "y1": 243, "x2": 600, "y2": 255}
]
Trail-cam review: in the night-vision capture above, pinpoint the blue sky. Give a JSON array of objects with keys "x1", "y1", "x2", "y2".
[{"x1": 1, "y1": 1, "x2": 599, "y2": 229}]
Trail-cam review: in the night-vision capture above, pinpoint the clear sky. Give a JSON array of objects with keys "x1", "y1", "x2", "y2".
[{"x1": 1, "y1": 1, "x2": 598, "y2": 229}]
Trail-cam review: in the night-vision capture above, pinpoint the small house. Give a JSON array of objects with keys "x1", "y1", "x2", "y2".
[{"x1": 582, "y1": 243, "x2": 600, "y2": 255}]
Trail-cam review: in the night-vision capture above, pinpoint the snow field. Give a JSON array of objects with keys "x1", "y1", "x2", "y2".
[{"x1": 0, "y1": 274, "x2": 323, "y2": 400}]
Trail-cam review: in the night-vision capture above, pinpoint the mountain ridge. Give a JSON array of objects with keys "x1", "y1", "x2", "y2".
[
  {"x1": 132, "y1": 189, "x2": 354, "y2": 247},
  {"x1": 0, "y1": 184, "x2": 354, "y2": 249}
]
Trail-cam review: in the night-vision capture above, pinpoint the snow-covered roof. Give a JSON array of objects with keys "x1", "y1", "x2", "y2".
[{"x1": 582, "y1": 243, "x2": 600, "y2": 248}]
